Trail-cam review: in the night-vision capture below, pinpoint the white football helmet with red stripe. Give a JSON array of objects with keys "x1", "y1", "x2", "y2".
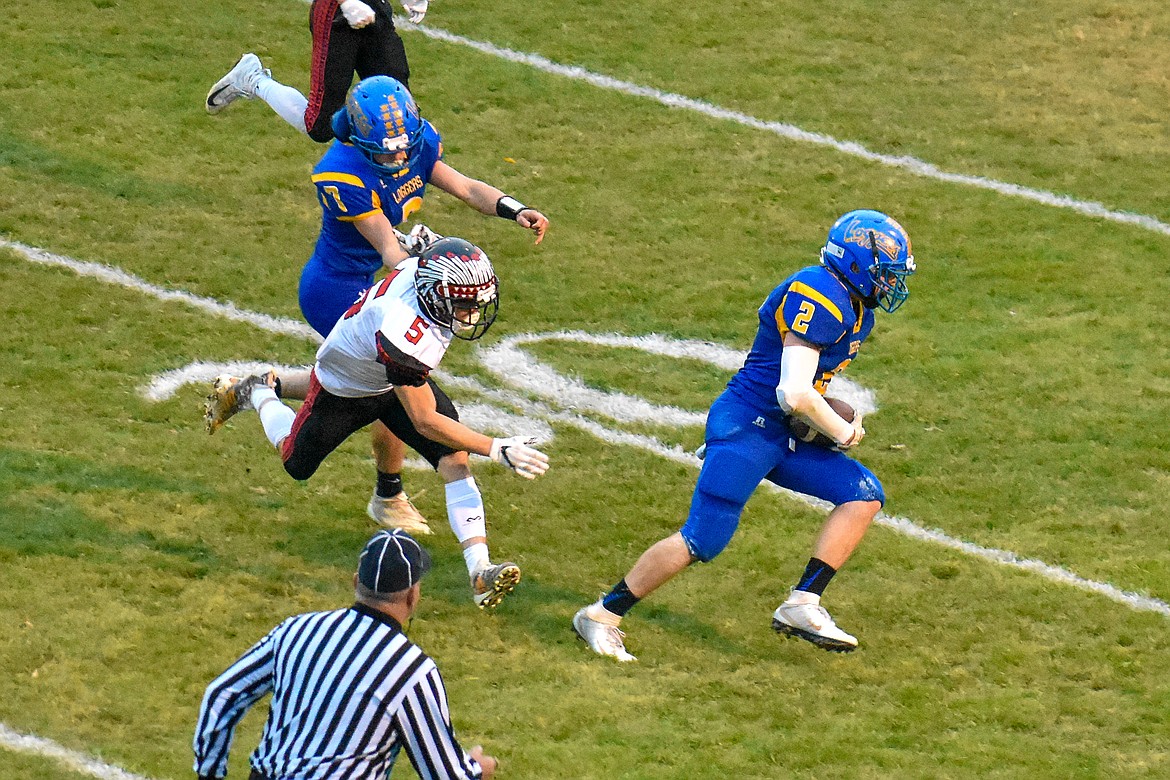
[{"x1": 414, "y1": 238, "x2": 499, "y2": 340}]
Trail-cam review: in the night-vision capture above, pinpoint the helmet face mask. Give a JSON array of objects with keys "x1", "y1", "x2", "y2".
[
  {"x1": 341, "y1": 76, "x2": 424, "y2": 177},
  {"x1": 820, "y1": 210, "x2": 916, "y2": 313},
  {"x1": 414, "y1": 238, "x2": 499, "y2": 341}
]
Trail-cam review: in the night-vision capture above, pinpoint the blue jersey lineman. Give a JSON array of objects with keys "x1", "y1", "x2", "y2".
[{"x1": 573, "y1": 209, "x2": 917, "y2": 659}]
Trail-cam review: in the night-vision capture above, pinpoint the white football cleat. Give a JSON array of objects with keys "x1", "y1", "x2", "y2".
[
  {"x1": 206, "y1": 53, "x2": 269, "y2": 114},
  {"x1": 572, "y1": 602, "x2": 636, "y2": 662},
  {"x1": 772, "y1": 594, "x2": 858, "y2": 652},
  {"x1": 367, "y1": 491, "x2": 432, "y2": 535}
]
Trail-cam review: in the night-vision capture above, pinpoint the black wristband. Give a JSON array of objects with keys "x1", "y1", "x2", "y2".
[{"x1": 495, "y1": 195, "x2": 527, "y2": 221}]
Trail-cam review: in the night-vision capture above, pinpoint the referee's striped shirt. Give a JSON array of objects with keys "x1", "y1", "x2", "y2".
[{"x1": 194, "y1": 603, "x2": 484, "y2": 779}]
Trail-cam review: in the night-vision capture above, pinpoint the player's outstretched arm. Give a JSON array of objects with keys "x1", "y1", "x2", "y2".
[
  {"x1": 395, "y1": 383, "x2": 493, "y2": 454},
  {"x1": 393, "y1": 384, "x2": 549, "y2": 477},
  {"x1": 430, "y1": 161, "x2": 548, "y2": 244}
]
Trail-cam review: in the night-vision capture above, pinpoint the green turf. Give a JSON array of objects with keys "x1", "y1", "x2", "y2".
[{"x1": 2, "y1": 0, "x2": 1169, "y2": 777}]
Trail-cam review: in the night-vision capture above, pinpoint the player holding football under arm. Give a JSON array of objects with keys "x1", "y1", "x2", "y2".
[
  {"x1": 206, "y1": 238, "x2": 550, "y2": 610},
  {"x1": 206, "y1": 75, "x2": 549, "y2": 536},
  {"x1": 573, "y1": 210, "x2": 916, "y2": 659},
  {"x1": 206, "y1": 0, "x2": 426, "y2": 142}
]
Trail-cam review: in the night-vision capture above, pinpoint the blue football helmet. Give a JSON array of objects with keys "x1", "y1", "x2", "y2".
[
  {"x1": 331, "y1": 75, "x2": 424, "y2": 177},
  {"x1": 820, "y1": 209, "x2": 916, "y2": 313}
]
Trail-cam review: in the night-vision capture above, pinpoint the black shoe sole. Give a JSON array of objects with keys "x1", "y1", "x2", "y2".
[
  {"x1": 206, "y1": 87, "x2": 233, "y2": 111},
  {"x1": 772, "y1": 619, "x2": 857, "y2": 653}
]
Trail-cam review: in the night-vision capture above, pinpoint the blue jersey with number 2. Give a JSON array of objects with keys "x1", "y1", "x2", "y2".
[
  {"x1": 727, "y1": 264, "x2": 875, "y2": 411},
  {"x1": 679, "y1": 263, "x2": 883, "y2": 563}
]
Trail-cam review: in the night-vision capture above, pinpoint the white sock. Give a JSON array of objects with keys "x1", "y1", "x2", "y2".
[
  {"x1": 463, "y1": 543, "x2": 490, "y2": 576},
  {"x1": 252, "y1": 387, "x2": 295, "y2": 449},
  {"x1": 445, "y1": 477, "x2": 487, "y2": 544},
  {"x1": 255, "y1": 77, "x2": 309, "y2": 135}
]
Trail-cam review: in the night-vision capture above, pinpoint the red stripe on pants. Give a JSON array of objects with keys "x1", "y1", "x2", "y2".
[
  {"x1": 281, "y1": 370, "x2": 324, "y2": 464},
  {"x1": 305, "y1": 0, "x2": 339, "y2": 132}
]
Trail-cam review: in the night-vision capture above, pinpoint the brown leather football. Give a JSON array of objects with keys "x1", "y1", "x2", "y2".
[{"x1": 788, "y1": 397, "x2": 856, "y2": 448}]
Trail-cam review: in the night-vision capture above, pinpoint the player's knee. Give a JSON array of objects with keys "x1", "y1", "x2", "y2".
[
  {"x1": 681, "y1": 524, "x2": 736, "y2": 563},
  {"x1": 306, "y1": 121, "x2": 336, "y2": 144},
  {"x1": 281, "y1": 453, "x2": 320, "y2": 481},
  {"x1": 436, "y1": 452, "x2": 470, "y2": 481},
  {"x1": 680, "y1": 494, "x2": 741, "y2": 563}
]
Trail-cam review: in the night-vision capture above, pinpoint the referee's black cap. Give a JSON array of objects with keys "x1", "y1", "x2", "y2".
[{"x1": 358, "y1": 530, "x2": 432, "y2": 593}]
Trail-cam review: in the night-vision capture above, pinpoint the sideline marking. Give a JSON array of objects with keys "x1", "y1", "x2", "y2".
[
  {"x1": 8, "y1": 237, "x2": 1166, "y2": 619},
  {"x1": 387, "y1": 20, "x2": 1170, "y2": 237},
  {"x1": 0, "y1": 723, "x2": 154, "y2": 780}
]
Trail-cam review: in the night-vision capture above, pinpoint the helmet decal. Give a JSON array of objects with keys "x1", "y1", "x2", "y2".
[
  {"x1": 337, "y1": 76, "x2": 425, "y2": 178},
  {"x1": 820, "y1": 210, "x2": 916, "y2": 313}
]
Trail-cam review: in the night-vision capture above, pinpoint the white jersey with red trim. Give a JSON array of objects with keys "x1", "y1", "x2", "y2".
[{"x1": 314, "y1": 257, "x2": 452, "y2": 398}]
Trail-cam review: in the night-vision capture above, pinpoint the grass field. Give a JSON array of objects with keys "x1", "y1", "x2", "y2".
[{"x1": 3, "y1": 0, "x2": 1170, "y2": 777}]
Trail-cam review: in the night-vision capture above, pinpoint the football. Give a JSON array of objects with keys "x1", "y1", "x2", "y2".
[{"x1": 788, "y1": 397, "x2": 856, "y2": 448}]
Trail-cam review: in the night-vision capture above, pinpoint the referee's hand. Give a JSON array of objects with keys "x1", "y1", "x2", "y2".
[{"x1": 469, "y1": 745, "x2": 498, "y2": 778}]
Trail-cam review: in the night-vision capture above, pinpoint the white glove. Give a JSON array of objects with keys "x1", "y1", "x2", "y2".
[
  {"x1": 490, "y1": 436, "x2": 550, "y2": 479},
  {"x1": 407, "y1": 223, "x2": 442, "y2": 252},
  {"x1": 395, "y1": 224, "x2": 442, "y2": 255},
  {"x1": 834, "y1": 414, "x2": 866, "y2": 452},
  {"x1": 401, "y1": 0, "x2": 428, "y2": 23},
  {"x1": 340, "y1": 0, "x2": 376, "y2": 28}
]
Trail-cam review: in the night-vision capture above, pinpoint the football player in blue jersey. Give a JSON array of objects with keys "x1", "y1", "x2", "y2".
[
  {"x1": 207, "y1": 75, "x2": 549, "y2": 535},
  {"x1": 573, "y1": 210, "x2": 916, "y2": 660}
]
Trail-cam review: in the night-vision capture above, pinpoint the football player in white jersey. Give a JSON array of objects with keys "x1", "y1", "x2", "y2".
[{"x1": 204, "y1": 238, "x2": 549, "y2": 610}]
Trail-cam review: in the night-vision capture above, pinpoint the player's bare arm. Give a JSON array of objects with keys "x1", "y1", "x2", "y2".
[
  {"x1": 430, "y1": 161, "x2": 549, "y2": 244},
  {"x1": 394, "y1": 382, "x2": 495, "y2": 455},
  {"x1": 392, "y1": 382, "x2": 549, "y2": 479},
  {"x1": 354, "y1": 212, "x2": 410, "y2": 269}
]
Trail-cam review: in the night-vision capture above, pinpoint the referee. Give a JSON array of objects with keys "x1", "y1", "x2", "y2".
[{"x1": 193, "y1": 529, "x2": 498, "y2": 779}]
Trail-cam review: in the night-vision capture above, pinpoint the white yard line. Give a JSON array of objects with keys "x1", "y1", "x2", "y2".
[
  {"x1": 3, "y1": 235, "x2": 1168, "y2": 779},
  {"x1": 0, "y1": 724, "x2": 155, "y2": 780},
  {"x1": 386, "y1": 19, "x2": 1170, "y2": 237},
  {"x1": 6, "y1": 237, "x2": 1167, "y2": 620},
  {"x1": 6, "y1": 18, "x2": 1165, "y2": 778}
]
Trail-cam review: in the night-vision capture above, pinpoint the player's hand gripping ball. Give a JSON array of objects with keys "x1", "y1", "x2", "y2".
[{"x1": 788, "y1": 397, "x2": 856, "y2": 449}]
